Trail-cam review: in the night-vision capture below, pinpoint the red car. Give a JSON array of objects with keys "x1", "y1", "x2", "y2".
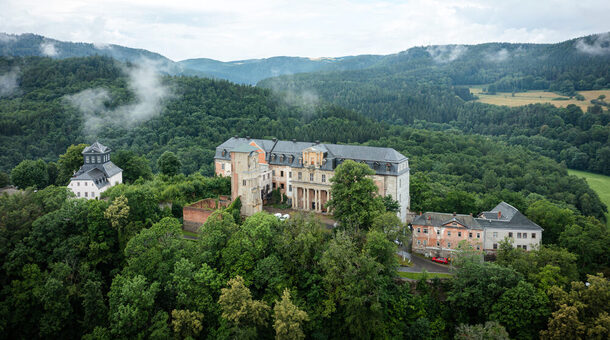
[{"x1": 431, "y1": 257, "x2": 450, "y2": 264}]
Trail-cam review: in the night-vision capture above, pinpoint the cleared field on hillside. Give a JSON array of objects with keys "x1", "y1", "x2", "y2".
[
  {"x1": 568, "y1": 169, "x2": 610, "y2": 226},
  {"x1": 469, "y1": 87, "x2": 610, "y2": 110}
]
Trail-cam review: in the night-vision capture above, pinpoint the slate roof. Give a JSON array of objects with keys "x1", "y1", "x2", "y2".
[
  {"x1": 411, "y1": 212, "x2": 482, "y2": 230},
  {"x1": 72, "y1": 148, "x2": 122, "y2": 189},
  {"x1": 215, "y1": 137, "x2": 408, "y2": 175},
  {"x1": 475, "y1": 202, "x2": 543, "y2": 231},
  {"x1": 231, "y1": 144, "x2": 259, "y2": 153},
  {"x1": 82, "y1": 141, "x2": 110, "y2": 154}
]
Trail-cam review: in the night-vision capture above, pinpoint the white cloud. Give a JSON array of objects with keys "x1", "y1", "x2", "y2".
[
  {"x1": 575, "y1": 33, "x2": 610, "y2": 55},
  {"x1": 426, "y1": 45, "x2": 468, "y2": 63},
  {"x1": 0, "y1": 0, "x2": 609, "y2": 61},
  {"x1": 0, "y1": 67, "x2": 20, "y2": 97},
  {"x1": 485, "y1": 48, "x2": 510, "y2": 62},
  {"x1": 40, "y1": 41, "x2": 58, "y2": 56},
  {"x1": 66, "y1": 58, "x2": 174, "y2": 136}
]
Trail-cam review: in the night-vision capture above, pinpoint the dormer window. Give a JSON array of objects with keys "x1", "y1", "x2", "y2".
[
  {"x1": 386, "y1": 163, "x2": 392, "y2": 170},
  {"x1": 222, "y1": 149, "x2": 227, "y2": 157},
  {"x1": 280, "y1": 155, "x2": 285, "y2": 162},
  {"x1": 86, "y1": 156, "x2": 90, "y2": 163}
]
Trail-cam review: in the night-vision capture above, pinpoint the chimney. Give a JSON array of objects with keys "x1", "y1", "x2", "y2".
[
  {"x1": 234, "y1": 135, "x2": 238, "y2": 138},
  {"x1": 246, "y1": 136, "x2": 251, "y2": 139},
  {"x1": 315, "y1": 140, "x2": 320, "y2": 144},
  {"x1": 427, "y1": 215, "x2": 431, "y2": 221},
  {"x1": 292, "y1": 139, "x2": 296, "y2": 143},
  {"x1": 419, "y1": 211, "x2": 422, "y2": 216},
  {"x1": 469, "y1": 213, "x2": 473, "y2": 217},
  {"x1": 272, "y1": 138, "x2": 277, "y2": 142},
  {"x1": 453, "y1": 212, "x2": 456, "y2": 216},
  {"x1": 498, "y1": 211, "x2": 502, "y2": 219}
]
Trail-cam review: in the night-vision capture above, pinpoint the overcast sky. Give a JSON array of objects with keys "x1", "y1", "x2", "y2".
[{"x1": 1, "y1": 0, "x2": 609, "y2": 61}]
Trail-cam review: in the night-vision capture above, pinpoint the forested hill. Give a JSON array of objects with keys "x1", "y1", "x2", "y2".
[
  {"x1": 178, "y1": 55, "x2": 384, "y2": 85},
  {"x1": 258, "y1": 33, "x2": 610, "y2": 175},
  {"x1": 0, "y1": 55, "x2": 606, "y2": 221},
  {"x1": 0, "y1": 33, "x2": 204, "y2": 77}
]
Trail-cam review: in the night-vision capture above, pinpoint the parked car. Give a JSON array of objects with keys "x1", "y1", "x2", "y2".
[{"x1": 431, "y1": 257, "x2": 450, "y2": 264}]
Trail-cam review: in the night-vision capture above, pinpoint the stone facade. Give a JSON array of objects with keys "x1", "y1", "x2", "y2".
[
  {"x1": 215, "y1": 137, "x2": 410, "y2": 221},
  {"x1": 411, "y1": 213, "x2": 483, "y2": 258},
  {"x1": 411, "y1": 202, "x2": 543, "y2": 257}
]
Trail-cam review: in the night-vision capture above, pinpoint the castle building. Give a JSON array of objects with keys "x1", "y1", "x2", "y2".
[
  {"x1": 411, "y1": 202, "x2": 543, "y2": 257},
  {"x1": 68, "y1": 142, "x2": 123, "y2": 199},
  {"x1": 215, "y1": 137, "x2": 410, "y2": 221}
]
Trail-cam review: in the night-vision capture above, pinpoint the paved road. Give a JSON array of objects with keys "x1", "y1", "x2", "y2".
[{"x1": 398, "y1": 252, "x2": 451, "y2": 273}]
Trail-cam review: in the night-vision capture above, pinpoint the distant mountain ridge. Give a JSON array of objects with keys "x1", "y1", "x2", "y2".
[
  {"x1": 0, "y1": 33, "x2": 205, "y2": 76},
  {"x1": 178, "y1": 55, "x2": 384, "y2": 85},
  {"x1": 1, "y1": 32, "x2": 609, "y2": 87}
]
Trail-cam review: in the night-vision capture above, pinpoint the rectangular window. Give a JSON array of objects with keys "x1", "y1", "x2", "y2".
[
  {"x1": 436, "y1": 230, "x2": 440, "y2": 235},
  {"x1": 310, "y1": 174, "x2": 314, "y2": 181},
  {"x1": 493, "y1": 232, "x2": 498, "y2": 238},
  {"x1": 280, "y1": 171, "x2": 284, "y2": 177},
  {"x1": 417, "y1": 228, "x2": 421, "y2": 233},
  {"x1": 523, "y1": 245, "x2": 527, "y2": 251},
  {"x1": 517, "y1": 245, "x2": 521, "y2": 249},
  {"x1": 476, "y1": 245, "x2": 480, "y2": 250},
  {"x1": 423, "y1": 228, "x2": 428, "y2": 234},
  {"x1": 97, "y1": 156, "x2": 101, "y2": 163},
  {"x1": 77, "y1": 182, "x2": 80, "y2": 186},
  {"x1": 423, "y1": 240, "x2": 427, "y2": 246},
  {"x1": 86, "y1": 156, "x2": 90, "y2": 163},
  {"x1": 289, "y1": 185, "x2": 292, "y2": 192},
  {"x1": 85, "y1": 182, "x2": 87, "y2": 186},
  {"x1": 458, "y1": 232, "x2": 462, "y2": 237},
  {"x1": 280, "y1": 183, "x2": 285, "y2": 189},
  {"x1": 222, "y1": 163, "x2": 225, "y2": 170},
  {"x1": 436, "y1": 241, "x2": 440, "y2": 247},
  {"x1": 289, "y1": 172, "x2": 292, "y2": 178},
  {"x1": 493, "y1": 243, "x2": 498, "y2": 249},
  {"x1": 477, "y1": 233, "x2": 480, "y2": 239},
  {"x1": 532, "y1": 233, "x2": 536, "y2": 238},
  {"x1": 85, "y1": 192, "x2": 88, "y2": 197},
  {"x1": 509, "y1": 232, "x2": 513, "y2": 238},
  {"x1": 298, "y1": 172, "x2": 302, "y2": 180},
  {"x1": 272, "y1": 170, "x2": 275, "y2": 176},
  {"x1": 322, "y1": 174, "x2": 326, "y2": 183},
  {"x1": 523, "y1": 233, "x2": 527, "y2": 239},
  {"x1": 448, "y1": 242, "x2": 451, "y2": 248},
  {"x1": 242, "y1": 180, "x2": 246, "y2": 186},
  {"x1": 469, "y1": 232, "x2": 473, "y2": 238},
  {"x1": 417, "y1": 240, "x2": 420, "y2": 245},
  {"x1": 91, "y1": 192, "x2": 94, "y2": 197},
  {"x1": 77, "y1": 192, "x2": 80, "y2": 197},
  {"x1": 517, "y1": 233, "x2": 521, "y2": 238},
  {"x1": 447, "y1": 231, "x2": 451, "y2": 236}
]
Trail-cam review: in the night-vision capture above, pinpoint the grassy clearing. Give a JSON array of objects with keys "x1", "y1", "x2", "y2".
[
  {"x1": 568, "y1": 169, "x2": 610, "y2": 226},
  {"x1": 182, "y1": 229, "x2": 200, "y2": 238},
  {"x1": 469, "y1": 87, "x2": 610, "y2": 110},
  {"x1": 398, "y1": 272, "x2": 453, "y2": 280}
]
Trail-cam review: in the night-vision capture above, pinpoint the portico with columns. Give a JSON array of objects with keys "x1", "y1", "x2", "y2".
[{"x1": 291, "y1": 184, "x2": 331, "y2": 213}]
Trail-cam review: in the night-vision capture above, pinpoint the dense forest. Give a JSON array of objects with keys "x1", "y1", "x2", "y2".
[
  {"x1": 258, "y1": 34, "x2": 610, "y2": 174},
  {"x1": 0, "y1": 165, "x2": 608, "y2": 339},
  {"x1": 1, "y1": 52, "x2": 610, "y2": 338}
]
